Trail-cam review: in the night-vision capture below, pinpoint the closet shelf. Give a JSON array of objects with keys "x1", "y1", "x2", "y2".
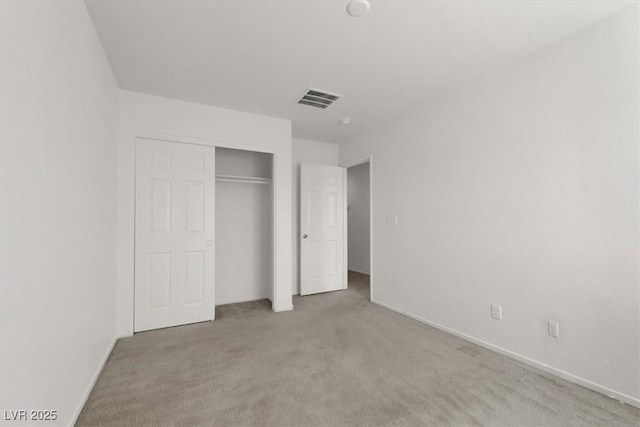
[{"x1": 215, "y1": 174, "x2": 272, "y2": 185}]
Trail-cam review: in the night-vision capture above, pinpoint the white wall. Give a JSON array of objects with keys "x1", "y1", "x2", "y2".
[
  {"x1": 215, "y1": 147, "x2": 273, "y2": 178},
  {"x1": 340, "y1": 8, "x2": 639, "y2": 405},
  {"x1": 0, "y1": 2, "x2": 119, "y2": 426},
  {"x1": 117, "y1": 90, "x2": 293, "y2": 335},
  {"x1": 347, "y1": 162, "x2": 370, "y2": 274},
  {"x1": 215, "y1": 148, "x2": 273, "y2": 305},
  {"x1": 292, "y1": 138, "x2": 339, "y2": 294},
  {"x1": 216, "y1": 182, "x2": 272, "y2": 305}
]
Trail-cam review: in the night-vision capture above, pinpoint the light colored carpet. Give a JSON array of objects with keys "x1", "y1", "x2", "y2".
[{"x1": 77, "y1": 272, "x2": 639, "y2": 426}]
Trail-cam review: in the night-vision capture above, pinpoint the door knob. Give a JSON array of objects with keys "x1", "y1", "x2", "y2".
[
  {"x1": 207, "y1": 240, "x2": 213, "y2": 246},
  {"x1": 302, "y1": 234, "x2": 308, "y2": 239}
]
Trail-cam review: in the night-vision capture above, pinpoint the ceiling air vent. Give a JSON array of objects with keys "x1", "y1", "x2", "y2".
[{"x1": 297, "y1": 88, "x2": 342, "y2": 110}]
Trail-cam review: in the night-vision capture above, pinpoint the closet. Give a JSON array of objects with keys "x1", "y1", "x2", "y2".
[{"x1": 215, "y1": 147, "x2": 273, "y2": 306}]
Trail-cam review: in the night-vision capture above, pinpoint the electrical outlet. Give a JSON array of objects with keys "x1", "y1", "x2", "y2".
[
  {"x1": 386, "y1": 215, "x2": 398, "y2": 226},
  {"x1": 548, "y1": 321, "x2": 560, "y2": 338},
  {"x1": 491, "y1": 304, "x2": 502, "y2": 320}
]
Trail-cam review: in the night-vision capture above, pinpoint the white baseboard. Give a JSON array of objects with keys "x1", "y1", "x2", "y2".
[
  {"x1": 215, "y1": 295, "x2": 270, "y2": 306},
  {"x1": 272, "y1": 304, "x2": 294, "y2": 312},
  {"x1": 348, "y1": 268, "x2": 370, "y2": 276},
  {"x1": 371, "y1": 298, "x2": 640, "y2": 409},
  {"x1": 71, "y1": 337, "x2": 118, "y2": 425}
]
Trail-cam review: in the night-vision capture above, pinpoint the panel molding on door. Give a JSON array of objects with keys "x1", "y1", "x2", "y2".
[
  {"x1": 300, "y1": 163, "x2": 347, "y2": 296},
  {"x1": 135, "y1": 138, "x2": 215, "y2": 332}
]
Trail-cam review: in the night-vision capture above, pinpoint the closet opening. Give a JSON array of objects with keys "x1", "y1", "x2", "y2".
[{"x1": 215, "y1": 147, "x2": 274, "y2": 310}]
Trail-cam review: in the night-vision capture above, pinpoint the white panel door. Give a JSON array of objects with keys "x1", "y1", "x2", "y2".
[
  {"x1": 300, "y1": 163, "x2": 347, "y2": 295},
  {"x1": 135, "y1": 138, "x2": 215, "y2": 332}
]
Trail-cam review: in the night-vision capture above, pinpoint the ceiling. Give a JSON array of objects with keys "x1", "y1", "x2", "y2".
[{"x1": 85, "y1": 0, "x2": 629, "y2": 143}]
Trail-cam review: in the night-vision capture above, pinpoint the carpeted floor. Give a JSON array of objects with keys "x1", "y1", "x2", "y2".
[{"x1": 77, "y1": 272, "x2": 639, "y2": 426}]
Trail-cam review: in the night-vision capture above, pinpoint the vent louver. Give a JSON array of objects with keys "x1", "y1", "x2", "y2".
[{"x1": 297, "y1": 88, "x2": 342, "y2": 109}]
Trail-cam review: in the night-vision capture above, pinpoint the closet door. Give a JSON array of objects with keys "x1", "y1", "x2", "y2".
[{"x1": 135, "y1": 138, "x2": 215, "y2": 332}]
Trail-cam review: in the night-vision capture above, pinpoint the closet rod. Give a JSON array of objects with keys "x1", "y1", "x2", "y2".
[{"x1": 215, "y1": 174, "x2": 272, "y2": 185}]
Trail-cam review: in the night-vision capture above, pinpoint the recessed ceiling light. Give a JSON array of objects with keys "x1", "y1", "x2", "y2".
[
  {"x1": 346, "y1": 0, "x2": 370, "y2": 17},
  {"x1": 340, "y1": 118, "x2": 352, "y2": 125}
]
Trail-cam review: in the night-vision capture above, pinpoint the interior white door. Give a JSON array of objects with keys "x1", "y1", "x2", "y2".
[
  {"x1": 135, "y1": 138, "x2": 215, "y2": 332},
  {"x1": 300, "y1": 163, "x2": 347, "y2": 295}
]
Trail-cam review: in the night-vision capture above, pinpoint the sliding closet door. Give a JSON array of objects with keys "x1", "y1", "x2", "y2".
[{"x1": 134, "y1": 138, "x2": 215, "y2": 332}]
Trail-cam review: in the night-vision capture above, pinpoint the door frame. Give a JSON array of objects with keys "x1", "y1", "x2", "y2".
[
  {"x1": 133, "y1": 132, "x2": 281, "y2": 332},
  {"x1": 341, "y1": 155, "x2": 373, "y2": 302}
]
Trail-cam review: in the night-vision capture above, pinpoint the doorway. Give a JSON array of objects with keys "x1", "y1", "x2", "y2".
[
  {"x1": 346, "y1": 159, "x2": 372, "y2": 300},
  {"x1": 215, "y1": 147, "x2": 274, "y2": 307}
]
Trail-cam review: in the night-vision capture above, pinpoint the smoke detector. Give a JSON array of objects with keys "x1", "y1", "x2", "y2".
[
  {"x1": 347, "y1": 0, "x2": 370, "y2": 17},
  {"x1": 297, "y1": 88, "x2": 342, "y2": 110}
]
